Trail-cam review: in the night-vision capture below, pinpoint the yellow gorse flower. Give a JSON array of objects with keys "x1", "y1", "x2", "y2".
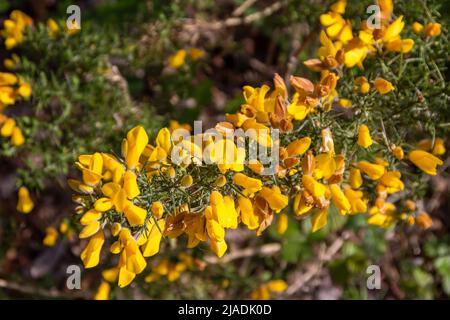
[
  {"x1": 409, "y1": 150, "x2": 443, "y2": 175},
  {"x1": 357, "y1": 124, "x2": 373, "y2": 148},
  {"x1": 1, "y1": 10, "x2": 33, "y2": 49},
  {"x1": 47, "y1": 18, "x2": 60, "y2": 37},
  {"x1": 373, "y1": 78, "x2": 395, "y2": 95},
  {"x1": 43, "y1": 227, "x2": 59, "y2": 247},
  {"x1": 425, "y1": 22, "x2": 441, "y2": 37},
  {"x1": 94, "y1": 281, "x2": 110, "y2": 300},
  {"x1": 250, "y1": 279, "x2": 288, "y2": 300},
  {"x1": 67, "y1": 0, "x2": 445, "y2": 287},
  {"x1": 17, "y1": 186, "x2": 34, "y2": 213},
  {"x1": 356, "y1": 161, "x2": 385, "y2": 180},
  {"x1": 168, "y1": 49, "x2": 187, "y2": 69}
]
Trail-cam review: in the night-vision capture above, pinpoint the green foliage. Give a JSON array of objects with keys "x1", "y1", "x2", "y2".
[{"x1": 1, "y1": 20, "x2": 162, "y2": 190}]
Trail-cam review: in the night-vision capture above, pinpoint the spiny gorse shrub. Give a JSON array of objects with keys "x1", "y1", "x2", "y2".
[
  {"x1": 0, "y1": 12, "x2": 161, "y2": 211},
  {"x1": 68, "y1": 0, "x2": 448, "y2": 297}
]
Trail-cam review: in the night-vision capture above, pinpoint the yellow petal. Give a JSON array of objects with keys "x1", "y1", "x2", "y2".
[
  {"x1": 259, "y1": 186, "x2": 288, "y2": 213},
  {"x1": 207, "y1": 219, "x2": 225, "y2": 241},
  {"x1": 311, "y1": 208, "x2": 328, "y2": 232},
  {"x1": 267, "y1": 279, "x2": 288, "y2": 292},
  {"x1": 80, "y1": 230, "x2": 104, "y2": 268},
  {"x1": 276, "y1": 213, "x2": 288, "y2": 235},
  {"x1": 156, "y1": 127, "x2": 172, "y2": 154},
  {"x1": 123, "y1": 170, "x2": 140, "y2": 199},
  {"x1": 373, "y1": 78, "x2": 395, "y2": 95},
  {"x1": 94, "y1": 281, "x2": 110, "y2": 300},
  {"x1": 286, "y1": 137, "x2": 312, "y2": 156},
  {"x1": 123, "y1": 203, "x2": 147, "y2": 225},
  {"x1": 141, "y1": 219, "x2": 165, "y2": 257},
  {"x1": 124, "y1": 126, "x2": 149, "y2": 169},
  {"x1": 357, "y1": 125, "x2": 373, "y2": 148},
  {"x1": 80, "y1": 209, "x2": 102, "y2": 225},
  {"x1": 79, "y1": 221, "x2": 101, "y2": 239},
  {"x1": 210, "y1": 239, "x2": 227, "y2": 258},
  {"x1": 330, "y1": 184, "x2": 351, "y2": 215},
  {"x1": 409, "y1": 150, "x2": 443, "y2": 175},
  {"x1": 17, "y1": 186, "x2": 34, "y2": 214},
  {"x1": 238, "y1": 196, "x2": 260, "y2": 230},
  {"x1": 94, "y1": 198, "x2": 114, "y2": 212}
]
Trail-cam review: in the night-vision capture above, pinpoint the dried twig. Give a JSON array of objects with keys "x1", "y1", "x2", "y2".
[
  {"x1": 232, "y1": 0, "x2": 258, "y2": 17},
  {"x1": 0, "y1": 278, "x2": 90, "y2": 299},
  {"x1": 285, "y1": 233, "x2": 349, "y2": 296},
  {"x1": 183, "y1": 2, "x2": 284, "y2": 32},
  {"x1": 204, "y1": 243, "x2": 281, "y2": 264}
]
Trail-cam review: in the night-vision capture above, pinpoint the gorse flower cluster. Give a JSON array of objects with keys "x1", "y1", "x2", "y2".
[
  {"x1": 0, "y1": 10, "x2": 32, "y2": 49},
  {"x1": 69, "y1": 1, "x2": 446, "y2": 292},
  {"x1": 0, "y1": 11, "x2": 34, "y2": 214},
  {"x1": 168, "y1": 48, "x2": 205, "y2": 69},
  {"x1": 0, "y1": 11, "x2": 33, "y2": 149},
  {"x1": 0, "y1": 10, "x2": 161, "y2": 225}
]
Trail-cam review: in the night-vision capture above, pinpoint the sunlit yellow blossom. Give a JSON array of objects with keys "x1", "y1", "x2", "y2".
[
  {"x1": 189, "y1": 47, "x2": 205, "y2": 60},
  {"x1": 59, "y1": 221, "x2": 69, "y2": 234},
  {"x1": 17, "y1": 82, "x2": 32, "y2": 98},
  {"x1": 416, "y1": 138, "x2": 446, "y2": 156},
  {"x1": 3, "y1": 53, "x2": 20, "y2": 70},
  {"x1": 373, "y1": 78, "x2": 395, "y2": 95},
  {"x1": 293, "y1": 192, "x2": 313, "y2": 216},
  {"x1": 409, "y1": 150, "x2": 443, "y2": 175},
  {"x1": 81, "y1": 230, "x2": 105, "y2": 268},
  {"x1": 211, "y1": 239, "x2": 228, "y2": 258},
  {"x1": 238, "y1": 196, "x2": 260, "y2": 230},
  {"x1": 276, "y1": 213, "x2": 288, "y2": 235},
  {"x1": 47, "y1": 18, "x2": 59, "y2": 37},
  {"x1": 123, "y1": 170, "x2": 140, "y2": 199},
  {"x1": 250, "y1": 280, "x2": 287, "y2": 300},
  {"x1": 349, "y1": 168, "x2": 363, "y2": 189},
  {"x1": 43, "y1": 227, "x2": 58, "y2": 247},
  {"x1": 311, "y1": 208, "x2": 328, "y2": 232},
  {"x1": 94, "y1": 281, "x2": 110, "y2": 300},
  {"x1": 431, "y1": 138, "x2": 446, "y2": 156},
  {"x1": 141, "y1": 219, "x2": 165, "y2": 257},
  {"x1": 416, "y1": 212, "x2": 433, "y2": 229},
  {"x1": 356, "y1": 161, "x2": 385, "y2": 180},
  {"x1": 168, "y1": 49, "x2": 187, "y2": 69},
  {"x1": 233, "y1": 173, "x2": 262, "y2": 194},
  {"x1": 11, "y1": 126, "x2": 25, "y2": 146},
  {"x1": 122, "y1": 126, "x2": 149, "y2": 169},
  {"x1": 214, "y1": 175, "x2": 227, "y2": 187},
  {"x1": 425, "y1": 22, "x2": 441, "y2": 37},
  {"x1": 357, "y1": 125, "x2": 373, "y2": 148},
  {"x1": 302, "y1": 175, "x2": 327, "y2": 198},
  {"x1": 354, "y1": 76, "x2": 370, "y2": 94},
  {"x1": 1, "y1": 10, "x2": 33, "y2": 49},
  {"x1": 17, "y1": 186, "x2": 34, "y2": 213},
  {"x1": 286, "y1": 137, "x2": 311, "y2": 156},
  {"x1": 368, "y1": 199, "x2": 396, "y2": 228},
  {"x1": 392, "y1": 145, "x2": 404, "y2": 160},
  {"x1": 0, "y1": 118, "x2": 16, "y2": 137},
  {"x1": 339, "y1": 98, "x2": 352, "y2": 108},
  {"x1": 180, "y1": 175, "x2": 193, "y2": 187},
  {"x1": 259, "y1": 186, "x2": 288, "y2": 213},
  {"x1": 330, "y1": 184, "x2": 351, "y2": 215},
  {"x1": 80, "y1": 221, "x2": 101, "y2": 239},
  {"x1": 151, "y1": 201, "x2": 164, "y2": 219},
  {"x1": 380, "y1": 171, "x2": 404, "y2": 194},
  {"x1": 412, "y1": 22, "x2": 424, "y2": 34},
  {"x1": 123, "y1": 202, "x2": 147, "y2": 225},
  {"x1": 344, "y1": 188, "x2": 367, "y2": 214}
]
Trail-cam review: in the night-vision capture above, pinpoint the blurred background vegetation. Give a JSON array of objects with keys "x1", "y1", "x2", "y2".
[{"x1": 0, "y1": 0, "x2": 449, "y2": 299}]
